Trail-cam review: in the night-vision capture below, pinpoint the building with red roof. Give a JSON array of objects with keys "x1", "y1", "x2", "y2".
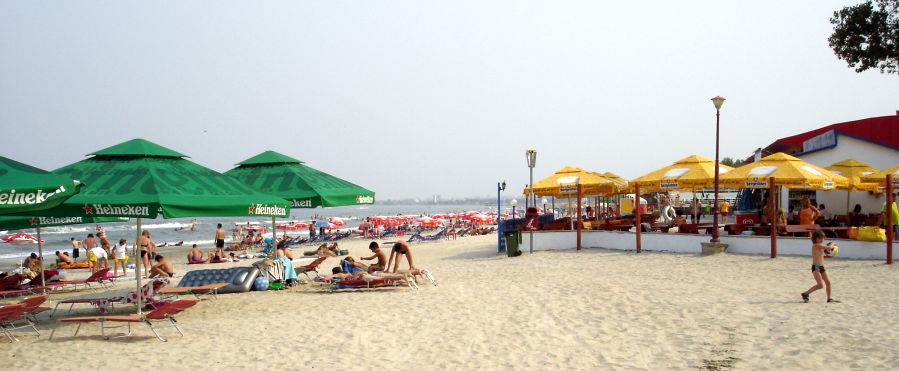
[{"x1": 748, "y1": 111, "x2": 899, "y2": 214}]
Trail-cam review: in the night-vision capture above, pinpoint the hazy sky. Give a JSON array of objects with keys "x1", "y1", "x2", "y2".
[{"x1": 1, "y1": 1, "x2": 896, "y2": 200}]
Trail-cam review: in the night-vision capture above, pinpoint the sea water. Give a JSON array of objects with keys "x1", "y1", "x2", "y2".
[{"x1": 0, "y1": 203, "x2": 492, "y2": 264}]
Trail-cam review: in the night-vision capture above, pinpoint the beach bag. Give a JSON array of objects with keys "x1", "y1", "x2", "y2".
[{"x1": 856, "y1": 226, "x2": 886, "y2": 242}]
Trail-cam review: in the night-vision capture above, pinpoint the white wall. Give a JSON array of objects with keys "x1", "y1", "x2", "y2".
[{"x1": 519, "y1": 230, "x2": 888, "y2": 260}]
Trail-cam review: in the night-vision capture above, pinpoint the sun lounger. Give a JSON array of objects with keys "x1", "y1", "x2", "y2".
[
  {"x1": 295, "y1": 256, "x2": 328, "y2": 280},
  {"x1": 0, "y1": 303, "x2": 40, "y2": 342},
  {"x1": 17, "y1": 295, "x2": 52, "y2": 322},
  {"x1": 50, "y1": 278, "x2": 169, "y2": 317},
  {"x1": 315, "y1": 273, "x2": 417, "y2": 292},
  {"x1": 50, "y1": 299, "x2": 199, "y2": 342},
  {"x1": 157, "y1": 282, "x2": 228, "y2": 300},
  {"x1": 54, "y1": 268, "x2": 114, "y2": 291}
]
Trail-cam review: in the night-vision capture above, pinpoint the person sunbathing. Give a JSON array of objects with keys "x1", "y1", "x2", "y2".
[
  {"x1": 315, "y1": 243, "x2": 337, "y2": 257},
  {"x1": 187, "y1": 244, "x2": 206, "y2": 263},
  {"x1": 319, "y1": 266, "x2": 357, "y2": 281},
  {"x1": 55, "y1": 251, "x2": 74, "y2": 266},
  {"x1": 148, "y1": 255, "x2": 174, "y2": 278},
  {"x1": 208, "y1": 249, "x2": 228, "y2": 263},
  {"x1": 341, "y1": 256, "x2": 368, "y2": 274}
]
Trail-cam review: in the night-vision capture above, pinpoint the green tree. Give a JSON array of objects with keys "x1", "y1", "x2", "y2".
[
  {"x1": 828, "y1": 0, "x2": 899, "y2": 74},
  {"x1": 721, "y1": 157, "x2": 745, "y2": 167}
]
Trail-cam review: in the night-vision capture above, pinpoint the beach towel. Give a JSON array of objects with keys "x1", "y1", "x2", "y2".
[{"x1": 339, "y1": 260, "x2": 366, "y2": 274}]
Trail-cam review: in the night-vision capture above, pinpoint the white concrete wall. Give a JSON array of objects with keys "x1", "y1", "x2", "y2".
[{"x1": 519, "y1": 230, "x2": 888, "y2": 260}]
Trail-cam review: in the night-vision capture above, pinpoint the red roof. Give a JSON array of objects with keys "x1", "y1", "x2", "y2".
[{"x1": 750, "y1": 113, "x2": 899, "y2": 162}]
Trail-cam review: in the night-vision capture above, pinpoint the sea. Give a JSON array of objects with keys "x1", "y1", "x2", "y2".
[{"x1": 0, "y1": 203, "x2": 494, "y2": 263}]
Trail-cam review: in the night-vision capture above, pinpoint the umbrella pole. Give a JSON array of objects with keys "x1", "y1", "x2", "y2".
[
  {"x1": 635, "y1": 183, "x2": 641, "y2": 253},
  {"x1": 272, "y1": 216, "x2": 277, "y2": 258},
  {"x1": 887, "y1": 174, "x2": 893, "y2": 265},
  {"x1": 576, "y1": 185, "x2": 582, "y2": 251},
  {"x1": 36, "y1": 223, "x2": 45, "y2": 288},
  {"x1": 769, "y1": 178, "x2": 777, "y2": 259},
  {"x1": 135, "y1": 218, "x2": 142, "y2": 316},
  {"x1": 846, "y1": 190, "x2": 851, "y2": 215}
]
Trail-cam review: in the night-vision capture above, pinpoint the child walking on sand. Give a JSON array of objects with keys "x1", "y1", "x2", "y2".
[{"x1": 801, "y1": 230, "x2": 838, "y2": 303}]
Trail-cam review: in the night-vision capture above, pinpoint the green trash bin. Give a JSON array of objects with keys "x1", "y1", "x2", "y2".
[{"x1": 504, "y1": 231, "x2": 522, "y2": 257}]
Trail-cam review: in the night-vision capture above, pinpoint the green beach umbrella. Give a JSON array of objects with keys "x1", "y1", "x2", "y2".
[
  {"x1": 33, "y1": 139, "x2": 291, "y2": 315},
  {"x1": 36, "y1": 139, "x2": 291, "y2": 219},
  {"x1": 225, "y1": 150, "x2": 375, "y2": 208},
  {"x1": 0, "y1": 156, "x2": 83, "y2": 214}
]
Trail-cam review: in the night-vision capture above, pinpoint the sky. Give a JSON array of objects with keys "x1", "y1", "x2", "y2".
[{"x1": 1, "y1": 1, "x2": 896, "y2": 200}]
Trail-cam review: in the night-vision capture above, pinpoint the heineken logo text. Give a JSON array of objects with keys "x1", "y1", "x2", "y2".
[
  {"x1": 0, "y1": 186, "x2": 66, "y2": 206},
  {"x1": 356, "y1": 195, "x2": 374, "y2": 204},
  {"x1": 87, "y1": 204, "x2": 150, "y2": 216},
  {"x1": 291, "y1": 199, "x2": 313, "y2": 208},
  {"x1": 32, "y1": 216, "x2": 85, "y2": 226},
  {"x1": 250, "y1": 204, "x2": 287, "y2": 216}
]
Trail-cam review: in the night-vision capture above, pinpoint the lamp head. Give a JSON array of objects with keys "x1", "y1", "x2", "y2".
[
  {"x1": 510, "y1": 199, "x2": 518, "y2": 207},
  {"x1": 526, "y1": 149, "x2": 537, "y2": 168},
  {"x1": 711, "y1": 96, "x2": 725, "y2": 110},
  {"x1": 541, "y1": 197, "x2": 549, "y2": 205},
  {"x1": 500, "y1": 181, "x2": 506, "y2": 191}
]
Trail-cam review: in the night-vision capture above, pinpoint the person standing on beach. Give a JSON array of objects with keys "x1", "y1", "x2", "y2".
[
  {"x1": 70, "y1": 238, "x2": 80, "y2": 261},
  {"x1": 113, "y1": 239, "x2": 129, "y2": 277},
  {"x1": 878, "y1": 192, "x2": 899, "y2": 238},
  {"x1": 308, "y1": 223, "x2": 316, "y2": 241},
  {"x1": 719, "y1": 199, "x2": 730, "y2": 224},
  {"x1": 138, "y1": 230, "x2": 156, "y2": 278},
  {"x1": 798, "y1": 197, "x2": 820, "y2": 225},
  {"x1": 801, "y1": 230, "x2": 837, "y2": 303},
  {"x1": 387, "y1": 241, "x2": 416, "y2": 272},
  {"x1": 215, "y1": 223, "x2": 226, "y2": 258}
]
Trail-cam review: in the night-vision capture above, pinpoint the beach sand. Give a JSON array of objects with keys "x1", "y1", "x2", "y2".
[{"x1": 2, "y1": 234, "x2": 897, "y2": 370}]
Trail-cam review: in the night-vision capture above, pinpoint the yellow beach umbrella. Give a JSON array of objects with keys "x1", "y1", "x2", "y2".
[
  {"x1": 526, "y1": 166, "x2": 618, "y2": 197},
  {"x1": 719, "y1": 153, "x2": 849, "y2": 190},
  {"x1": 631, "y1": 155, "x2": 734, "y2": 193},
  {"x1": 600, "y1": 172, "x2": 629, "y2": 193},
  {"x1": 825, "y1": 159, "x2": 879, "y2": 192},
  {"x1": 860, "y1": 166, "x2": 899, "y2": 191}
]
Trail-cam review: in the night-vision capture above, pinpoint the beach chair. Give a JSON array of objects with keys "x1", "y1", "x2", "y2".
[
  {"x1": 0, "y1": 304, "x2": 40, "y2": 342},
  {"x1": 50, "y1": 278, "x2": 170, "y2": 317},
  {"x1": 16, "y1": 295, "x2": 52, "y2": 322},
  {"x1": 315, "y1": 273, "x2": 417, "y2": 292},
  {"x1": 156, "y1": 282, "x2": 228, "y2": 300},
  {"x1": 295, "y1": 256, "x2": 328, "y2": 280},
  {"x1": 55, "y1": 268, "x2": 114, "y2": 291},
  {"x1": 50, "y1": 299, "x2": 199, "y2": 342}
]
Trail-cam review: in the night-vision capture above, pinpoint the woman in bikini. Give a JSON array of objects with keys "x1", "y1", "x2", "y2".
[
  {"x1": 138, "y1": 230, "x2": 156, "y2": 278},
  {"x1": 387, "y1": 241, "x2": 416, "y2": 273}
]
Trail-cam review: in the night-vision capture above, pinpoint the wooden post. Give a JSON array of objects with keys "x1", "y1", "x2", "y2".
[
  {"x1": 576, "y1": 184, "x2": 582, "y2": 251},
  {"x1": 635, "y1": 182, "x2": 642, "y2": 253},
  {"x1": 887, "y1": 174, "x2": 893, "y2": 265},
  {"x1": 769, "y1": 177, "x2": 777, "y2": 259}
]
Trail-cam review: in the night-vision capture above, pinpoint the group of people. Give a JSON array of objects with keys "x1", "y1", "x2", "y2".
[
  {"x1": 59, "y1": 232, "x2": 130, "y2": 276},
  {"x1": 324, "y1": 241, "x2": 418, "y2": 280}
]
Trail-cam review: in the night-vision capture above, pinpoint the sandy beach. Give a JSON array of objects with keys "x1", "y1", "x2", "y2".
[{"x1": 1, "y1": 235, "x2": 897, "y2": 370}]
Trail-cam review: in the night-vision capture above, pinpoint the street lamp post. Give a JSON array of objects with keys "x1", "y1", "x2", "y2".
[
  {"x1": 710, "y1": 96, "x2": 725, "y2": 243},
  {"x1": 497, "y1": 181, "x2": 506, "y2": 253},
  {"x1": 526, "y1": 149, "x2": 537, "y2": 254}
]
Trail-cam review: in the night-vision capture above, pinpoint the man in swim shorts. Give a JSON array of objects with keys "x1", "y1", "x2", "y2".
[
  {"x1": 187, "y1": 244, "x2": 206, "y2": 263},
  {"x1": 215, "y1": 223, "x2": 226, "y2": 257}
]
